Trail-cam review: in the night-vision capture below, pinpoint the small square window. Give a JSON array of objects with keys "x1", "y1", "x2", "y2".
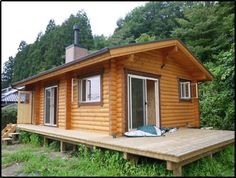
[
  {"x1": 179, "y1": 80, "x2": 191, "y2": 100},
  {"x1": 79, "y1": 75, "x2": 101, "y2": 103},
  {"x1": 20, "y1": 93, "x2": 30, "y2": 104}
]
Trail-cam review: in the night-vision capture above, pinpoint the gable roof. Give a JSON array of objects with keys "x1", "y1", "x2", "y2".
[{"x1": 12, "y1": 39, "x2": 213, "y2": 88}]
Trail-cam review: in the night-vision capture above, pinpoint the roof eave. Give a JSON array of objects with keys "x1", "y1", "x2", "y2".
[
  {"x1": 11, "y1": 48, "x2": 111, "y2": 88},
  {"x1": 11, "y1": 39, "x2": 213, "y2": 88}
]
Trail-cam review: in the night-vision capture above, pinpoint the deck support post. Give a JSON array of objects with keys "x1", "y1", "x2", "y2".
[
  {"x1": 72, "y1": 145, "x2": 77, "y2": 152},
  {"x1": 43, "y1": 137, "x2": 48, "y2": 147},
  {"x1": 60, "y1": 141, "x2": 66, "y2": 153},
  {"x1": 208, "y1": 154, "x2": 213, "y2": 160},
  {"x1": 167, "y1": 161, "x2": 182, "y2": 176},
  {"x1": 123, "y1": 152, "x2": 139, "y2": 164}
]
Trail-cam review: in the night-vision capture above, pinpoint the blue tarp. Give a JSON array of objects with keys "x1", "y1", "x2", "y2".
[{"x1": 124, "y1": 125, "x2": 177, "y2": 137}]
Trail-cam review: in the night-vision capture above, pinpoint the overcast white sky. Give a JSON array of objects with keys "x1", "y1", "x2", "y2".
[{"x1": 2, "y1": 1, "x2": 147, "y2": 70}]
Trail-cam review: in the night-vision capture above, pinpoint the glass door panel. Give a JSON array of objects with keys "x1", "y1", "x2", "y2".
[
  {"x1": 147, "y1": 80, "x2": 156, "y2": 125},
  {"x1": 50, "y1": 88, "x2": 55, "y2": 125},
  {"x1": 131, "y1": 78, "x2": 145, "y2": 129},
  {"x1": 45, "y1": 89, "x2": 51, "y2": 124},
  {"x1": 45, "y1": 86, "x2": 57, "y2": 126},
  {"x1": 53, "y1": 88, "x2": 57, "y2": 125},
  {"x1": 128, "y1": 74, "x2": 160, "y2": 131}
]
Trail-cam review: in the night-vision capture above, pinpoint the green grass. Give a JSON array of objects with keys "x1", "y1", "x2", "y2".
[{"x1": 1, "y1": 142, "x2": 234, "y2": 176}]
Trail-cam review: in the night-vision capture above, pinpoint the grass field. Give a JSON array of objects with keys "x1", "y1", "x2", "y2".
[{"x1": 1, "y1": 132, "x2": 235, "y2": 176}]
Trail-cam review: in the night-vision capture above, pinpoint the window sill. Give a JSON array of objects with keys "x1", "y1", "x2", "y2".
[
  {"x1": 78, "y1": 101, "x2": 103, "y2": 107},
  {"x1": 44, "y1": 124, "x2": 58, "y2": 127},
  {"x1": 179, "y1": 98, "x2": 192, "y2": 102}
]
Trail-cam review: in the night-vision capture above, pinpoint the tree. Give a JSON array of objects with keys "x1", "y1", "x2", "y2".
[
  {"x1": 35, "y1": 31, "x2": 43, "y2": 42},
  {"x1": 17, "y1": 40, "x2": 27, "y2": 52},
  {"x1": 107, "y1": 1, "x2": 189, "y2": 47},
  {"x1": 170, "y1": 1, "x2": 235, "y2": 130},
  {"x1": 1, "y1": 56, "x2": 15, "y2": 88},
  {"x1": 12, "y1": 10, "x2": 94, "y2": 83},
  {"x1": 199, "y1": 44, "x2": 235, "y2": 130},
  {"x1": 45, "y1": 19, "x2": 56, "y2": 33},
  {"x1": 171, "y1": 2, "x2": 234, "y2": 63},
  {"x1": 93, "y1": 35, "x2": 108, "y2": 50},
  {"x1": 135, "y1": 33, "x2": 155, "y2": 43}
]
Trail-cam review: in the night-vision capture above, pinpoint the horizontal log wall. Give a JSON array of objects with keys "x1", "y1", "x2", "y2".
[
  {"x1": 70, "y1": 64, "x2": 110, "y2": 134},
  {"x1": 39, "y1": 85, "x2": 44, "y2": 125},
  {"x1": 114, "y1": 52, "x2": 198, "y2": 134},
  {"x1": 34, "y1": 50, "x2": 199, "y2": 135},
  {"x1": 58, "y1": 79, "x2": 66, "y2": 129},
  {"x1": 38, "y1": 80, "x2": 66, "y2": 128}
]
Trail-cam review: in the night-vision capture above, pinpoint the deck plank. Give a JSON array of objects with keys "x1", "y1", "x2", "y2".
[{"x1": 17, "y1": 124, "x2": 234, "y2": 163}]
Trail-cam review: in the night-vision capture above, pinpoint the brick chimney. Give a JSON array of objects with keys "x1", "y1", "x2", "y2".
[{"x1": 65, "y1": 25, "x2": 88, "y2": 63}]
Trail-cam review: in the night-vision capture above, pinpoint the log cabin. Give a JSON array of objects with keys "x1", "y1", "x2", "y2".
[{"x1": 12, "y1": 25, "x2": 214, "y2": 136}]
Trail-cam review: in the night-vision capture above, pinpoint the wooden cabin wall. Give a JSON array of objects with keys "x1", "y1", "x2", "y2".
[
  {"x1": 70, "y1": 64, "x2": 110, "y2": 134},
  {"x1": 116, "y1": 63, "x2": 125, "y2": 135},
  {"x1": 39, "y1": 85, "x2": 44, "y2": 124},
  {"x1": 113, "y1": 52, "x2": 199, "y2": 134},
  {"x1": 33, "y1": 51, "x2": 199, "y2": 135},
  {"x1": 158, "y1": 56, "x2": 196, "y2": 128},
  {"x1": 109, "y1": 61, "x2": 125, "y2": 136},
  {"x1": 110, "y1": 60, "x2": 118, "y2": 134},
  {"x1": 34, "y1": 85, "x2": 41, "y2": 125},
  {"x1": 34, "y1": 64, "x2": 110, "y2": 134},
  {"x1": 58, "y1": 79, "x2": 67, "y2": 129},
  {"x1": 36, "y1": 80, "x2": 66, "y2": 128}
]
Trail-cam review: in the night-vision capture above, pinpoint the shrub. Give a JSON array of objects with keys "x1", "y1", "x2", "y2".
[
  {"x1": 30, "y1": 133, "x2": 43, "y2": 146},
  {"x1": 1, "y1": 107, "x2": 17, "y2": 130},
  {"x1": 19, "y1": 131, "x2": 31, "y2": 144}
]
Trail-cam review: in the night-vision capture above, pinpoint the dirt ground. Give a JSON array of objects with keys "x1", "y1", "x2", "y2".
[
  {"x1": 1, "y1": 144, "x2": 67, "y2": 176},
  {"x1": 2, "y1": 162, "x2": 25, "y2": 176}
]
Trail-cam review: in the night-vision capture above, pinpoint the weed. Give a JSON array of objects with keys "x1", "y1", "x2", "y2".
[
  {"x1": 30, "y1": 133, "x2": 42, "y2": 146},
  {"x1": 19, "y1": 131, "x2": 31, "y2": 144},
  {"x1": 2, "y1": 149, "x2": 34, "y2": 165},
  {"x1": 48, "y1": 140, "x2": 60, "y2": 151},
  {"x1": 77, "y1": 144, "x2": 90, "y2": 159},
  {"x1": 2, "y1": 143, "x2": 234, "y2": 176}
]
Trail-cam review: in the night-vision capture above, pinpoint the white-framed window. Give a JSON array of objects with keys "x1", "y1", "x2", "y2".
[
  {"x1": 179, "y1": 80, "x2": 191, "y2": 99},
  {"x1": 79, "y1": 75, "x2": 101, "y2": 103}
]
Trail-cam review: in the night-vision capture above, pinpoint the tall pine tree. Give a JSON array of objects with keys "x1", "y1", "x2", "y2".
[{"x1": 1, "y1": 56, "x2": 15, "y2": 88}]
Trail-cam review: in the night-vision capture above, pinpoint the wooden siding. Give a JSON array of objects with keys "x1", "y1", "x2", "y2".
[
  {"x1": 70, "y1": 64, "x2": 110, "y2": 134},
  {"x1": 112, "y1": 52, "x2": 198, "y2": 134},
  {"x1": 58, "y1": 79, "x2": 66, "y2": 129},
  {"x1": 32, "y1": 49, "x2": 200, "y2": 135},
  {"x1": 34, "y1": 86, "x2": 41, "y2": 125},
  {"x1": 39, "y1": 86, "x2": 44, "y2": 125},
  {"x1": 65, "y1": 77, "x2": 72, "y2": 129}
]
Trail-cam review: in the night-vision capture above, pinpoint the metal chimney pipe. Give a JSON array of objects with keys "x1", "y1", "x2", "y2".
[{"x1": 73, "y1": 25, "x2": 80, "y2": 46}]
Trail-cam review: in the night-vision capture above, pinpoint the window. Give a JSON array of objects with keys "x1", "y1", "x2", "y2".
[
  {"x1": 179, "y1": 79, "x2": 191, "y2": 100},
  {"x1": 20, "y1": 93, "x2": 30, "y2": 104},
  {"x1": 79, "y1": 75, "x2": 101, "y2": 103}
]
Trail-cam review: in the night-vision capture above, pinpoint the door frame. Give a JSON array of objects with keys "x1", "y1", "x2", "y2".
[
  {"x1": 127, "y1": 73, "x2": 160, "y2": 131},
  {"x1": 44, "y1": 85, "x2": 58, "y2": 127}
]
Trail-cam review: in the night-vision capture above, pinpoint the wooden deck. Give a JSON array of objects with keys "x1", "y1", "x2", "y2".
[{"x1": 17, "y1": 124, "x2": 234, "y2": 176}]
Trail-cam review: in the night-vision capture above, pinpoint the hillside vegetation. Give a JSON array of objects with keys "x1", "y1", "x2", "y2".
[{"x1": 2, "y1": 2, "x2": 234, "y2": 130}]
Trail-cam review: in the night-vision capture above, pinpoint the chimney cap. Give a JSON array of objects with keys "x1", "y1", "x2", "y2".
[{"x1": 73, "y1": 24, "x2": 80, "y2": 31}]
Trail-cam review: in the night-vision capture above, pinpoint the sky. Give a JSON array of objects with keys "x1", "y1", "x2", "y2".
[{"x1": 1, "y1": 1, "x2": 147, "y2": 70}]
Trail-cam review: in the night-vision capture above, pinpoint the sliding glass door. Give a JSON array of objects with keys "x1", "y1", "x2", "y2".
[
  {"x1": 128, "y1": 74, "x2": 159, "y2": 131},
  {"x1": 44, "y1": 86, "x2": 57, "y2": 126},
  {"x1": 130, "y1": 77, "x2": 146, "y2": 129}
]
